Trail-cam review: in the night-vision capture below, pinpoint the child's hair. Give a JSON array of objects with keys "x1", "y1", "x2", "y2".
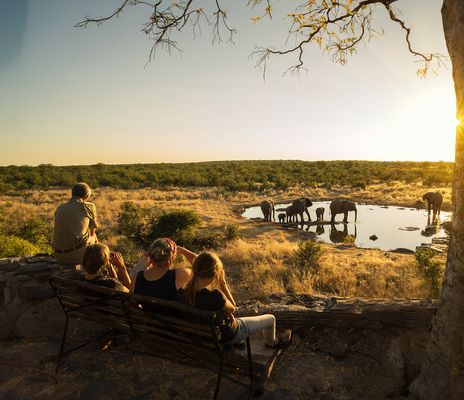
[
  {"x1": 184, "y1": 252, "x2": 224, "y2": 305},
  {"x1": 82, "y1": 243, "x2": 110, "y2": 275},
  {"x1": 147, "y1": 238, "x2": 177, "y2": 268}
]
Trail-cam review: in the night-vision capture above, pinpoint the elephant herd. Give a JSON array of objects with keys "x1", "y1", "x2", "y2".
[
  {"x1": 260, "y1": 198, "x2": 358, "y2": 224},
  {"x1": 260, "y1": 191, "x2": 444, "y2": 226}
]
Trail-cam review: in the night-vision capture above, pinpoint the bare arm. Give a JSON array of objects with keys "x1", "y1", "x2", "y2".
[
  {"x1": 218, "y1": 270, "x2": 236, "y2": 308},
  {"x1": 175, "y1": 267, "x2": 193, "y2": 290},
  {"x1": 223, "y1": 297, "x2": 236, "y2": 314},
  {"x1": 177, "y1": 246, "x2": 197, "y2": 265},
  {"x1": 110, "y1": 252, "x2": 131, "y2": 290}
]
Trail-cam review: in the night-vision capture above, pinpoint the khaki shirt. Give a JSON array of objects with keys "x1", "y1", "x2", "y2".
[{"x1": 52, "y1": 196, "x2": 98, "y2": 251}]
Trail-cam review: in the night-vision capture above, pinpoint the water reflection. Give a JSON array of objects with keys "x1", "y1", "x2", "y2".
[
  {"x1": 241, "y1": 201, "x2": 451, "y2": 251},
  {"x1": 329, "y1": 224, "x2": 357, "y2": 243},
  {"x1": 421, "y1": 216, "x2": 439, "y2": 237},
  {"x1": 316, "y1": 224, "x2": 325, "y2": 236}
]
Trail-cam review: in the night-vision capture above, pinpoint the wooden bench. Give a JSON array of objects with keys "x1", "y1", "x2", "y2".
[{"x1": 49, "y1": 274, "x2": 286, "y2": 399}]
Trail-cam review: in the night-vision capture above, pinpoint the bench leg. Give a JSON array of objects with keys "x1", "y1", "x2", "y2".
[
  {"x1": 246, "y1": 337, "x2": 255, "y2": 396},
  {"x1": 56, "y1": 315, "x2": 69, "y2": 374},
  {"x1": 213, "y1": 357, "x2": 223, "y2": 400}
]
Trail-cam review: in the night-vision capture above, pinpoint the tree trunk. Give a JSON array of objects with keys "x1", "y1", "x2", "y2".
[{"x1": 410, "y1": 1, "x2": 464, "y2": 399}]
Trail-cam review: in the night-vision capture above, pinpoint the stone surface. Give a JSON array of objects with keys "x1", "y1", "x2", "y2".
[
  {"x1": 13, "y1": 262, "x2": 60, "y2": 276},
  {"x1": 14, "y1": 298, "x2": 64, "y2": 339},
  {"x1": 18, "y1": 281, "x2": 54, "y2": 300}
]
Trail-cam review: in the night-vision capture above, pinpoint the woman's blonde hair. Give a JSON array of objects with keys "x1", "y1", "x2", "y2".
[
  {"x1": 184, "y1": 252, "x2": 224, "y2": 305},
  {"x1": 147, "y1": 238, "x2": 177, "y2": 268},
  {"x1": 82, "y1": 243, "x2": 110, "y2": 275}
]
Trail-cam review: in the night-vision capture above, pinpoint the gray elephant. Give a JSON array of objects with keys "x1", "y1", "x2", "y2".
[
  {"x1": 422, "y1": 192, "x2": 443, "y2": 220},
  {"x1": 315, "y1": 207, "x2": 325, "y2": 221},
  {"x1": 330, "y1": 199, "x2": 357, "y2": 223},
  {"x1": 286, "y1": 205, "x2": 297, "y2": 223},
  {"x1": 278, "y1": 212, "x2": 286, "y2": 223},
  {"x1": 291, "y1": 197, "x2": 313, "y2": 223},
  {"x1": 260, "y1": 200, "x2": 275, "y2": 222}
]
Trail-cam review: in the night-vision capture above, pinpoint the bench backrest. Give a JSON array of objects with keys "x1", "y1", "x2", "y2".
[{"x1": 50, "y1": 275, "x2": 222, "y2": 352}]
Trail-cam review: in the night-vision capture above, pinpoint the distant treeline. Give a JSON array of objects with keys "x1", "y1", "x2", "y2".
[{"x1": 0, "y1": 161, "x2": 453, "y2": 193}]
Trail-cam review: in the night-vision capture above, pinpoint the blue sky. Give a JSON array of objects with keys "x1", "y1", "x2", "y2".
[{"x1": 0, "y1": 0, "x2": 456, "y2": 165}]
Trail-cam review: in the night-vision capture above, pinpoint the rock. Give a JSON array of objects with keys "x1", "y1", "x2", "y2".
[
  {"x1": 392, "y1": 248, "x2": 415, "y2": 254},
  {"x1": 26, "y1": 255, "x2": 56, "y2": 264},
  {"x1": 0, "y1": 296, "x2": 23, "y2": 339},
  {"x1": 14, "y1": 298, "x2": 64, "y2": 339},
  {"x1": 18, "y1": 281, "x2": 54, "y2": 300},
  {"x1": 13, "y1": 262, "x2": 60, "y2": 276},
  {"x1": 0, "y1": 261, "x2": 21, "y2": 272}
]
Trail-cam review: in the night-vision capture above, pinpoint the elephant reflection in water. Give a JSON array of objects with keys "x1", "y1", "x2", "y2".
[
  {"x1": 316, "y1": 224, "x2": 325, "y2": 236},
  {"x1": 330, "y1": 223, "x2": 357, "y2": 244},
  {"x1": 421, "y1": 215, "x2": 439, "y2": 237}
]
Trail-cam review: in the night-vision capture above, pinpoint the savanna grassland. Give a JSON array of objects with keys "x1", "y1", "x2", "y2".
[{"x1": 0, "y1": 160, "x2": 452, "y2": 302}]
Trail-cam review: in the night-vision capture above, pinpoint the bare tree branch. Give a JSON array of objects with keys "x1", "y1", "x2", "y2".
[{"x1": 75, "y1": 0, "x2": 447, "y2": 77}]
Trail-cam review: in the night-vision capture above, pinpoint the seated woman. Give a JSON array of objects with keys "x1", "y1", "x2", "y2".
[
  {"x1": 129, "y1": 238, "x2": 196, "y2": 300},
  {"x1": 81, "y1": 243, "x2": 131, "y2": 292},
  {"x1": 176, "y1": 252, "x2": 289, "y2": 348}
]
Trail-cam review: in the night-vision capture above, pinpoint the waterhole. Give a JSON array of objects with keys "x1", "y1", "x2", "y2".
[{"x1": 242, "y1": 201, "x2": 450, "y2": 252}]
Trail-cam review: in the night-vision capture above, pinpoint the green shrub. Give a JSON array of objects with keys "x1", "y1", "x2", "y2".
[
  {"x1": 415, "y1": 247, "x2": 444, "y2": 298},
  {"x1": 117, "y1": 202, "x2": 153, "y2": 245},
  {"x1": 191, "y1": 230, "x2": 226, "y2": 252},
  {"x1": 293, "y1": 241, "x2": 323, "y2": 277},
  {"x1": 14, "y1": 218, "x2": 52, "y2": 248},
  {"x1": 146, "y1": 209, "x2": 201, "y2": 247},
  {"x1": 112, "y1": 236, "x2": 143, "y2": 265},
  {"x1": 224, "y1": 224, "x2": 242, "y2": 242},
  {"x1": 342, "y1": 235, "x2": 356, "y2": 246},
  {"x1": 0, "y1": 235, "x2": 42, "y2": 258}
]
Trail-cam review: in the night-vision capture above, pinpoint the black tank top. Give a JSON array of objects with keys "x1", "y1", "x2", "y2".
[{"x1": 134, "y1": 269, "x2": 177, "y2": 300}]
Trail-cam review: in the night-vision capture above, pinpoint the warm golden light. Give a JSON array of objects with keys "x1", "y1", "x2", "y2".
[{"x1": 456, "y1": 118, "x2": 461, "y2": 127}]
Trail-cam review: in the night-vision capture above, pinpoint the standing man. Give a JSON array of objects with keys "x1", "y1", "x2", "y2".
[{"x1": 52, "y1": 182, "x2": 99, "y2": 265}]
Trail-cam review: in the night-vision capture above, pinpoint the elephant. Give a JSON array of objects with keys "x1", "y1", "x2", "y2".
[
  {"x1": 286, "y1": 205, "x2": 297, "y2": 223},
  {"x1": 260, "y1": 200, "x2": 275, "y2": 222},
  {"x1": 315, "y1": 207, "x2": 325, "y2": 221},
  {"x1": 422, "y1": 192, "x2": 443, "y2": 221},
  {"x1": 278, "y1": 213, "x2": 286, "y2": 223},
  {"x1": 291, "y1": 197, "x2": 313, "y2": 223},
  {"x1": 330, "y1": 199, "x2": 357, "y2": 223}
]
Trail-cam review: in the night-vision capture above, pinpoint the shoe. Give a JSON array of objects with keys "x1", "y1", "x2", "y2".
[{"x1": 265, "y1": 329, "x2": 292, "y2": 349}]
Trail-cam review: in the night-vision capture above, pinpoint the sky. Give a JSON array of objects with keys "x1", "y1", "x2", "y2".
[{"x1": 0, "y1": 0, "x2": 456, "y2": 166}]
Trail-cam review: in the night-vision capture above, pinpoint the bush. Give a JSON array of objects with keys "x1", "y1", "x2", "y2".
[
  {"x1": 293, "y1": 241, "x2": 323, "y2": 277},
  {"x1": 342, "y1": 235, "x2": 356, "y2": 246},
  {"x1": 117, "y1": 202, "x2": 153, "y2": 245},
  {"x1": 146, "y1": 209, "x2": 201, "y2": 247},
  {"x1": 0, "y1": 235, "x2": 42, "y2": 258},
  {"x1": 224, "y1": 224, "x2": 242, "y2": 242},
  {"x1": 113, "y1": 236, "x2": 143, "y2": 265},
  {"x1": 14, "y1": 218, "x2": 52, "y2": 249},
  {"x1": 191, "y1": 230, "x2": 226, "y2": 252},
  {"x1": 415, "y1": 247, "x2": 444, "y2": 298}
]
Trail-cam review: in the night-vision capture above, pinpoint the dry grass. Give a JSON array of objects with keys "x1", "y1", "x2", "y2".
[
  {"x1": 0, "y1": 183, "x2": 448, "y2": 300},
  {"x1": 218, "y1": 238, "x2": 429, "y2": 301}
]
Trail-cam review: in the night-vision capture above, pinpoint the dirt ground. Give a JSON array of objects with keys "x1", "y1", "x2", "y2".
[{"x1": 0, "y1": 323, "x2": 427, "y2": 400}]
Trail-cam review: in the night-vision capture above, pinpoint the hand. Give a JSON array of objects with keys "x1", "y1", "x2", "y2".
[{"x1": 110, "y1": 252, "x2": 126, "y2": 271}]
